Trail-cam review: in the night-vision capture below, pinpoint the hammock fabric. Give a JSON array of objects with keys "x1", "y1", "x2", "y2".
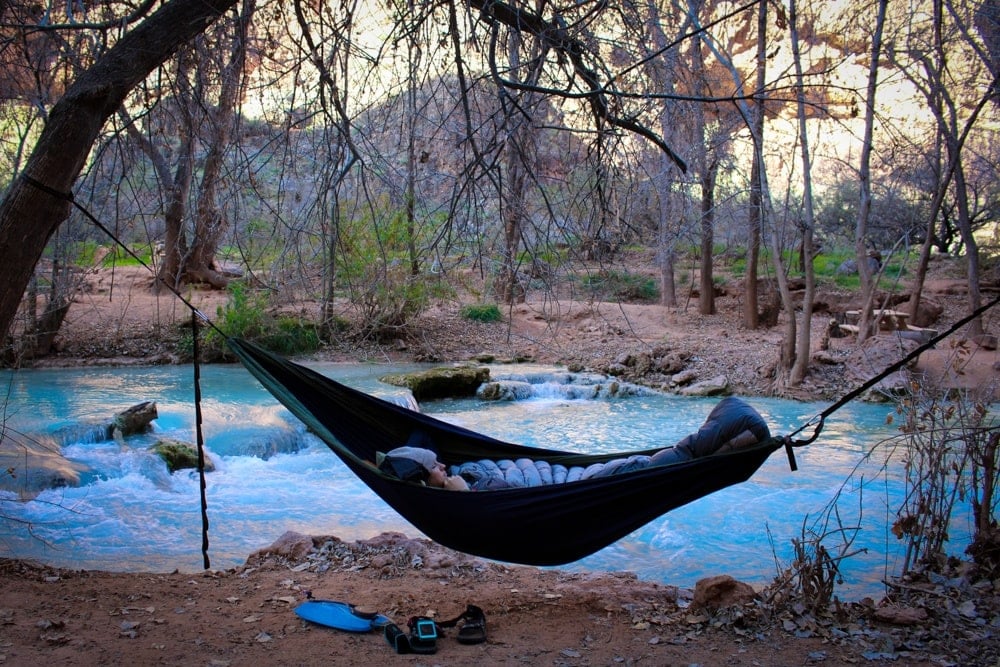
[{"x1": 228, "y1": 338, "x2": 786, "y2": 566}]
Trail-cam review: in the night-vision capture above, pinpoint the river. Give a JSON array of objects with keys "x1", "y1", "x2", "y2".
[{"x1": 0, "y1": 360, "x2": 974, "y2": 600}]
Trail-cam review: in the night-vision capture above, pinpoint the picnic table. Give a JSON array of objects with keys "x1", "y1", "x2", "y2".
[{"x1": 841, "y1": 309, "x2": 911, "y2": 334}]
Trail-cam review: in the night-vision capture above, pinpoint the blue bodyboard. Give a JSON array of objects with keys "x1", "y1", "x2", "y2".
[{"x1": 294, "y1": 600, "x2": 390, "y2": 632}]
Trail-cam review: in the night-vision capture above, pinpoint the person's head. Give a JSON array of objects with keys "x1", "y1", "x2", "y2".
[{"x1": 383, "y1": 446, "x2": 448, "y2": 487}]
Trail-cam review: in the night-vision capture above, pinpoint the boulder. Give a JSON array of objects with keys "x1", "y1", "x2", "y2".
[
  {"x1": 631, "y1": 352, "x2": 654, "y2": 375},
  {"x1": 0, "y1": 432, "x2": 85, "y2": 496},
  {"x1": 897, "y1": 296, "x2": 944, "y2": 328},
  {"x1": 669, "y1": 369, "x2": 698, "y2": 387},
  {"x1": 677, "y1": 374, "x2": 729, "y2": 396},
  {"x1": 691, "y1": 574, "x2": 756, "y2": 611},
  {"x1": 836, "y1": 256, "x2": 880, "y2": 275},
  {"x1": 606, "y1": 363, "x2": 629, "y2": 377},
  {"x1": 613, "y1": 352, "x2": 634, "y2": 367},
  {"x1": 150, "y1": 438, "x2": 215, "y2": 473},
  {"x1": 379, "y1": 364, "x2": 490, "y2": 401},
  {"x1": 249, "y1": 530, "x2": 316, "y2": 562},
  {"x1": 873, "y1": 605, "x2": 929, "y2": 626},
  {"x1": 113, "y1": 401, "x2": 158, "y2": 437},
  {"x1": 844, "y1": 334, "x2": 921, "y2": 400},
  {"x1": 654, "y1": 353, "x2": 688, "y2": 375},
  {"x1": 897, "y1": 328, "x2": 937, "y2": 345},
  {"x1": 812, "y1": 349, "x2": 846, "y2": 365},
  {"x1": 865, "y1": 370, "x2": 912, "y2": 401},
  {"x1": 477, "y1": 380, "x2": 534, "y2": 401}
]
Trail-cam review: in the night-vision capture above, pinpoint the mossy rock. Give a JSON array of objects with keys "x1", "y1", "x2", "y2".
[
  {"x1": 379, "y1": 364, "x2": 490, "y2": 401},
  {"x1": 150, "y1": 438, "x2": 216, "y2": 473}
]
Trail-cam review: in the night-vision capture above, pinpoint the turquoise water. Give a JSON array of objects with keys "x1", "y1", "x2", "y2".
[{"x1": 0, "y1": 362, "x2": 972, "y2": 599}]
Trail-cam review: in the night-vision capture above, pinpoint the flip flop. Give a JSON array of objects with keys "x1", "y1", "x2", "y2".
[{"x1": 294, "y1": 600, "x2": 391, "y2": 632}]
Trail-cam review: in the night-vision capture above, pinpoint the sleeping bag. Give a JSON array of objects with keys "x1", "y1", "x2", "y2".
[{"x1": 451, "y1": 396, "x2": 770, "y2": 490}]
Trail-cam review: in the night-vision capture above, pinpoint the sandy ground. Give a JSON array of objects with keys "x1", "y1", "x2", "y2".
[
  {"x1": 3, "y1": 532, "x2": 993, "y2": 667},
  {"x1": 2, "y1": 262, "x2": 1000, "y2": 666},
  {"x1": 39, "y1": 265, "x2": 1000, "y2": 402}
]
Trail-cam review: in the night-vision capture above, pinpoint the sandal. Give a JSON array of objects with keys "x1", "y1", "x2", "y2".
[
  {"x1": 441, "y1": 604, "x2": 487, "y2": 645},
  {"x1": 456, "y1": 610, "x2": 487, "y2": 644}
]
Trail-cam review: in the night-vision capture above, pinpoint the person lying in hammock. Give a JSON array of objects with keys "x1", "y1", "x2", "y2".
[
  {"x1": 379, "y1": 396, "x2": 770, "y2": 491},
  {"x1": 378, "y1": 445, "x2": 470, "y2": 490}
]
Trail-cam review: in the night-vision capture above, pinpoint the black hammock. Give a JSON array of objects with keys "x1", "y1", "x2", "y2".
[{"x1": 228, "y1": 338, "x2": 789, "y2": 566}]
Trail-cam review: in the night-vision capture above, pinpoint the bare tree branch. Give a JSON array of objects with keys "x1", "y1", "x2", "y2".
[{"x1": 466, "y1": 0, "x2": 688, "y2": 172}]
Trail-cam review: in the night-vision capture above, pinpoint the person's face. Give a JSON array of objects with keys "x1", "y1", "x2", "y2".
[{"x1": 426, "y1": 461, "x2": 448, "y2": 487}]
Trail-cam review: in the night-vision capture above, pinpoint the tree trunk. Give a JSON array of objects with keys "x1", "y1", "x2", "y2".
[
  {"x1": 0, "y1": 0, "x2": 239, "y2": 343},
  {"x1": 788, "y1": 0, "x2": 817, "y2": 385},
  {"x1": 320, "y1": 182, "x2": 343, "y2": 338},
  {"x1": 660, "y1": 247, "x2": 677, "y2": 308},
  {"x1": 852, "y1": 0, "x2": 887, "y2": 344},
  {"x1": 949, "y1": 158, "x2": 985, "y2": 336},
  {"x1": 902, "y1": 0, "x2": 992, "y2": 333},
  {"x1": 19, "y1": 300, "x2": 70, "y2": 359},
  {"x1": 405, "y1": 0, "x2": 420, "y2": 277},
  {"x1": 495, "y1": 29, "x2": 540, "y2": 306},
  {"x1": 184, "y1": 1, "x2": 254, "y2": 290},
  {"x1": 156, "y1": 138, "x2": 195, "y2": 293},
  {"x1": 699, "y1": 159, "x2": 718, "y2": 315},
  {"x1": 743, "y1": 0, "x2": 768, "y2": 330},
  {"x1": 925, "y1": 0, "x2": 983, "y2": 336},
  {"x1": 692, "y1": 19, "x2": 716, "y2": 317},
  {"x1": 745, "y1": 166, "x2": 761, "y2": 329},
  {"x1": 498, "y1": 149, "x2": 528, "y2": 304},
  {"x1": 120, "y1": 72, "x2": 197, "y2": 296},
  {"x1": 646, "y1": 1, "x2": 682, "y2": 310}
]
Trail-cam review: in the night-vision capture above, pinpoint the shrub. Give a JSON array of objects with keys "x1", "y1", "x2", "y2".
[
  {"x1": 766, "y1": 384, "x2": 1000, "y2": 612},
  {"x1": 460, "y1": 303, "x2": 503, "y2": 323},
  {"x1": 579, "y1": 269, "x2": 659, "y2": 302},
  {"x1": 264, "y1": 316, "x2": 321, "y2": 355},
  {"x1": 333, "y1": 202, "x2": 440, "y2": 341},
  {"x1": 213, "y1": 281, "x2": 268, "y2": 341},
  {"x1": 177, "y1": 281, "x2": 321, "y2": 360}
]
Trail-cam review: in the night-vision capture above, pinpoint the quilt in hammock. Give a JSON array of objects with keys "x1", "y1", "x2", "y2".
[{"x1": 227, "y1": 338, "x2": 786, "y2": 566}]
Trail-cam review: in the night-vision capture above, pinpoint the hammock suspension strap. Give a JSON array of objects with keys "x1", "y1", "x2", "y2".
[{"x1": 191, "y1": 312, "x2": 211, "y2": 569}]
